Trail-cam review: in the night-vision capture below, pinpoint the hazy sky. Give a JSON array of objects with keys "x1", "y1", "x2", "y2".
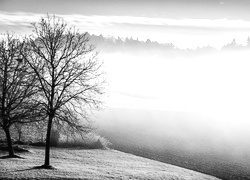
[
  {"x1": 1, "y1": 0, "x2": 250, "y2": 48},
  {"x1": 1, "y1": 0, "x2": 250, "y2": 19}
]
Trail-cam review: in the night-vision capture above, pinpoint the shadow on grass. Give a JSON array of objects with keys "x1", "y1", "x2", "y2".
[
  {"x1": 8, "y1": 165, "x2": 56, "y2": 173},
  {"x1": 33, "y1": 165, "x2": 56, "y2": 170},
  {"x1": 0, "y1": 154, "x2": 24, "y2": 159}
]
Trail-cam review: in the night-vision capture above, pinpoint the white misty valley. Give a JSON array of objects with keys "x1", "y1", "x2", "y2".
[{"x1": 99, "y1": 50, "x2": 250, "y2": 155}]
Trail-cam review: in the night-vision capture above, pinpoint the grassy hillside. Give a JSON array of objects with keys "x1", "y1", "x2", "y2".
[
  {"x1": 0, "y1": 147, "x2": 219, "y2": 180},
  {"x1": 95, "y1": 108, "x2": 250, "y2": 180}
]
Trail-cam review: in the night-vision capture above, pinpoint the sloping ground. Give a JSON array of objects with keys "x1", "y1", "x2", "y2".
[
  {"x1": 0, "y1": 147, "x2": 220, "y2": 180},
  {"x1": 96, "y1": 108, "x2": 250, "y2": 180}
]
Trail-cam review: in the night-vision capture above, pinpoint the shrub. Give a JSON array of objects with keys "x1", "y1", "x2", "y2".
[
  {"x1": 92, "y1": 136, "x2": 112, "y2": 149},
  {"x1": 59, "y1": 133, "x2": 111, "y2": 149},
  {"x1": 30, "y1": 142, "x2": 45, "y2": 147}
]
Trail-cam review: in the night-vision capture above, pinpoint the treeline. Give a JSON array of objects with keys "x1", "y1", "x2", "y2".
[{"x1": 87, "y1": 33, "x2": 250, "y2": 56}]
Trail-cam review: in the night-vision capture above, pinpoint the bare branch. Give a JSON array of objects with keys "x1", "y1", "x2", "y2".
[{"x1": 26, "y1": 15, "x2": 105, "y2": 166}]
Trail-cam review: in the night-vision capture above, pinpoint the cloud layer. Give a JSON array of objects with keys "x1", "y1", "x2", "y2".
[
  {"x1": 1, "y1": 11, "x2": 250, "y2": 48},
  {"x1": 2, "y1": 11, "x2": 249, "y2": 29}
]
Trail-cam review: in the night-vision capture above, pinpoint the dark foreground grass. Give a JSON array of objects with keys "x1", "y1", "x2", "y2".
[{"x1": 0, "y1": 147, "x2": 220, "y2": 180}]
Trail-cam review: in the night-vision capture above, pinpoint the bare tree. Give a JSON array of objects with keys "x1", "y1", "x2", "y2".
[
  {"x1": 22, "y1": 15, "x2": 105, "y2": 168},
  {"x1": 0, "y1": 33, "x2": 42, "y2": 158}
]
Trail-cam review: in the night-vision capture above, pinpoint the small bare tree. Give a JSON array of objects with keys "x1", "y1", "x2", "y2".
[
  {"x1": 13, "y1": 123, "x2": 23, "y2": 142},
  {"x1": 22, "y1": 15, "x2": 105, "y2": 168},
  {"x1": 0, "y1": 33, "x2": 42, "y2": 157}
]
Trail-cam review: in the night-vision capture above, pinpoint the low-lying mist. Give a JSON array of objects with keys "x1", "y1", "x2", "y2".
[{"x1": 95, "y1": 48, "x2": 250, "y2": 179}]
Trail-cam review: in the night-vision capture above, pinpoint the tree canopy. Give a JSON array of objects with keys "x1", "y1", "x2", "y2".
[
  {"x1": 0, "y1": 33, "x2": 42, "y2": 157},
  {"x1": 21, "y1": 15, "x2": 105, "y2": 167}
]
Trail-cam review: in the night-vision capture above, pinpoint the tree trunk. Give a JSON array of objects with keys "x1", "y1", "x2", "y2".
[
  {"x1": 4, "y1": 127, "x2": 14, "y2": 157},
  {"x1": 44, "y1": 114, "x2": 53, "y2": 167}
]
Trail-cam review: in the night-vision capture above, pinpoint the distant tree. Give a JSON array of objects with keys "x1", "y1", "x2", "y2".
[
  {"x1": 50, "y1": 128, "x2": 60, "y2": 147},
  {"x1": 0, "y1": 33, "x2": 42, "y2": 157},
  {"x1": 32, "y1": 121, "x2": 47, "y2": 142},
  {"x1": 22, "y1": 15, "x2": 105, "y2": 168},
  {"x1": 145, "y1": 39, "x2": 152, "y2": 45},
  {"x1": 13, "y1": 123, "x2": 23, "y2": 142},
  {"x1": 231, "y1": 39, "x2": 236, "y2": 46},
  {"x1": 247, "y1": 37, "x2": 250, "y2": 47},
  {"x1": 195, "y1": 46, "x2": 216, "y2": 54},
  {"x1": 222, "y1": 39, "x2": 244, "y2": 50}
]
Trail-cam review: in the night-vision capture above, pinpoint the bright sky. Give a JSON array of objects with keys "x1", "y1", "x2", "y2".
[{"x1": 1, "y1": 0, "x2": 250, "y2": 48}]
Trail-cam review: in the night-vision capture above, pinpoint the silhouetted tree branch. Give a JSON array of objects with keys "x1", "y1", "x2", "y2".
[
  {"x1": 22, "y1": 15, "x2": 105, "y2": 168},
  {"x1": 0, "y1": 33, "x2": 43, "y2": 157}
]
